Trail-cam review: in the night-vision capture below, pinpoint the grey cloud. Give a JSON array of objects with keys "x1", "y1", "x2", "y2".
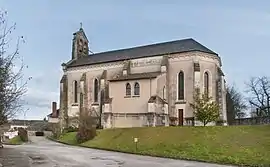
[{"x1": 23, "y1": 96, "x2": 52, "y2": 109}]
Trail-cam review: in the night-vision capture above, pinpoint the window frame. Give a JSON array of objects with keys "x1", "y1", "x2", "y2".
[
  {"x1": 204, "y1": 72, "x2": 209, "y2": 97},
  {"x1": 134, "y1": 82, "x2": 140, "y2": 96},
  {"x1": 125, "y1": 83, "x2": 131, "y2": 96},
  {"x1": 94, "y1": 78, "x2": 99, "y2": 102},
  {"x1": 73, "y1": 80, "x2": 78, "y2": 103},
  {"x1": 178, "y1": 71, "x2": 185, "y2": 100}
]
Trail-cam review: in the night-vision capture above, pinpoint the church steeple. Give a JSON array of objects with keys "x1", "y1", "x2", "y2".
[{"x1": 71, "y1": 23, "x2": 89, "y2": 60}]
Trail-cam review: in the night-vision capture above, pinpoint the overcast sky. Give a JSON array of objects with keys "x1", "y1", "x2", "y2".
[{"x1": 1, "y1": 0, "x2": 270, "y2": 119}]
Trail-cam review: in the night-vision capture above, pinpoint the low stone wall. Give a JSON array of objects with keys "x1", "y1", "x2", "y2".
[
  {"x1": 44, "y1": 131, "x2": 52, "y2": 137},
  {"x1": 28, "y1": 131, "x2": 35, "y2": 136},
  {"x1": 232, "y1": 116, "x2": 270, "y2": 125}
]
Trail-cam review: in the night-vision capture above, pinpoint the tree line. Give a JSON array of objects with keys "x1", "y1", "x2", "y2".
[{"x1": 227, "y1": 76, "x2": 270, "y2": 119}]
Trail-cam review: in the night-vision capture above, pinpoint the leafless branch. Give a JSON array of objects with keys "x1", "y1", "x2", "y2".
[
  {"x1": 0, "y1": 10, "x2": 30, "y2": 124},
  {"x1": 227, "y1": 84, "x2": 247, "y2": 119},
  {"x1": 245, "y1": 76, "x2": 270, "y2": 116}
]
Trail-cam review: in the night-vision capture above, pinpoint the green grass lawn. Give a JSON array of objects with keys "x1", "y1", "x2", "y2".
[
  {"x1": 58, "y1": 131, "x2": 78, "y2": 145},
  {"x1": 7, "y1": 135, "x2": 24, "y2": 145},
  {"x1": 57, "y1": 125, "x2": 270, "y2": 166}
]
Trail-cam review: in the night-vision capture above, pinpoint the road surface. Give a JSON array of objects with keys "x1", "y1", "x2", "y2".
[{"x1": 2, "y1": 136, "x2": 235, "y2": 167}]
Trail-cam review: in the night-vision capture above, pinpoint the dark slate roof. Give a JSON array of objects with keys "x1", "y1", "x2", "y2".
[
  {"x1": 67, "y1": 38, "x2": 217, "y2": 68},
  {"x1": 108, "y1": 71, "x2": 161, "y2": 82},
  {"x1": 47, "y1": 109, "x2": 60, "y2": 118}
]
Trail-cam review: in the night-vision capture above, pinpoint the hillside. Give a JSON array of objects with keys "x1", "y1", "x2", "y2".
[{"x1": 58, "y1": 125, "x2": 270, "y2": 166}]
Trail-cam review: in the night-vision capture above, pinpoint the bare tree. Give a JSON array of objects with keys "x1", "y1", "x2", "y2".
[
  {"x1": 245, "y1": 76, "x2": 270, "y2": 116},
  {"x1": 76, "y1": 107, "x2": 96, "y2": 143},
  {"x1": 0, "y1": 11, "x2": 30, "y2": 125},
  {"x1": 226, "y1": 84, "x2": 247, "y2": 120}
]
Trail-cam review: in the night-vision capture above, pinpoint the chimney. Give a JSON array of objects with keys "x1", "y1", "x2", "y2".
[{"x1": 52, "y1": 102, "x2": 57, "y2": 118}]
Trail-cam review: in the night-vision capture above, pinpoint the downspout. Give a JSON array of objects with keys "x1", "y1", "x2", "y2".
[
  {"x1": 149, "y1": 77, "x2": 153, "y2": 126},
  {"x1": 149, "y1": 77, "x2": 152, "y2": 96},
  {"x1": 99, "y1": 89, "x2": 104, "y2": 129}
]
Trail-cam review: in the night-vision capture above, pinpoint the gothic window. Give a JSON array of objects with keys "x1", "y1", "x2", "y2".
[
  {"x1": 178, "y1": 71, "x2": 184, "y2": 100},
  {"x1": 163, "y1": 86, "x2": 166, "y2": 100},
  {"x1": 94, "y1": 78, "x2": 99, "y2": 102},
  {"x1": 73, "y1": 80, "x2": 78, "y2": 103},
  {"x1": 134, "y1": 82, "x2": 140, "y2": 96},
  {"x1": 204, "y1": 72, "x2": 209, "y2": 97},
  {"x1": 126, "y1": 83, "x2": 131, "y2": 96}
]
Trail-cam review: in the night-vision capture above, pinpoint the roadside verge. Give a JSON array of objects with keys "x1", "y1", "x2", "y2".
[
  {"x1": 47, "y1": 136, "x2": 238, "y2": 167},
  {"x1": 47, "y1": 125, "x2": 270, "y2": 167}
]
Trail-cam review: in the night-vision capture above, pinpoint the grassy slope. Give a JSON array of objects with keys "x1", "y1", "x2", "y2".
[
  {"x1": 58, "y1": 125, "x2": 270, "y2": 166},
  {"x1": 58, "y1": 131, "x2": 78, "y2": 145},
  {"x1": 7, "y1": 135, "x2": 24, "y2": 145}
]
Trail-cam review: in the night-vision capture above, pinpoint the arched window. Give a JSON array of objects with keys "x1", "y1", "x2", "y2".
[
  {"x1": 178, "y1": 71, "x2": 184, "y2": 100},
  {"x1": 204, "y1": 72, "x2": 209, "y2": 97},
  {"x1": 126, "y1": 83, "x2": 131, "y2": 96},
  {"x1": 163, "y1": 86, "x2": 166, "y2": 100},
  {"x1": 94, "y1": 78, "x2": 99, "y2": 102},
  {"x1": 73, "y1": 80, "x2": 78, "y2": 103},
  {"x1": 134, "y1": 82, "x2": 140, "y2": 96}
]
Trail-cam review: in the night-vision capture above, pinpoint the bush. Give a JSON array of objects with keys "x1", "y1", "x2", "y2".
[
  {"x1": 76, "y1": 126, "x2": 96, "y2": 144},
  {"x1": 18, "y1": 128, "x2": 28, "y2": 142},
  {"x1": 8, "y1": 135, "x2": 23, "y2": 145},
  {"x1": 216, "y1": 119, "x2": 226, "y2": 126},
  {"x1": 169, "y1": 117, "x2": 177, "y2": 126},
  {"x1": 76, "y1": 109, "x2": 96, "y2": 144}
]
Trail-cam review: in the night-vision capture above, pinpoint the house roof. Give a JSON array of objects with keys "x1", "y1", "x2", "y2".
[
  {"x1": 47, "y1": 109, "x2": 60, "y2": 118},
  {"x1": 67, "y1": 38, "x2": 217, "y2": 68},
  {"x1": 108, "y1": 71, "x2": 161, "y2": 82}
]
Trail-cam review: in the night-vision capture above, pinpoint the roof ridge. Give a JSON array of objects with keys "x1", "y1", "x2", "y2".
[
  {"x1": 88, "y1": 38, "x2": 195, "y2": 56},
  {"x1": 68, "y1": 38, "x2": 218, "y2": 67}
]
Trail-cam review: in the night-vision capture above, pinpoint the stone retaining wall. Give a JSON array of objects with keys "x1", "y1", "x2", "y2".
[{"x1": 232, "y1": 116, "x2": 270, "y2": 125}]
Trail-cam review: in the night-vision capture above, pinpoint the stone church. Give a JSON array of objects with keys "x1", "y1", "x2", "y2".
[{"x1": 59, "y1": 27, "x2": 227, "y2": 129}]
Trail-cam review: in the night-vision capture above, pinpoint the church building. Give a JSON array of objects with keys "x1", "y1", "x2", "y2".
[{"x1": 59, "y1": 27, "x2": 227, "y2": 129}]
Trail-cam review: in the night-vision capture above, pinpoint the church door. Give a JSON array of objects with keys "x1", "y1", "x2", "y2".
[{"x1": 178, "y1": 109, "x2": 184, "y2": 126}]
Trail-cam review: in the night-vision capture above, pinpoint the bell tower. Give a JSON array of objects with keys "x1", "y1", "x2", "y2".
[{"x1": 71, "y1": 23, "x2": 89, "y2": 60}]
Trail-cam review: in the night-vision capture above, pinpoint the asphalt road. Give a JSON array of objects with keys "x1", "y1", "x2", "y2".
[{"x1": 2, "y1": 137, "x2": 235, "y2": 167}]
